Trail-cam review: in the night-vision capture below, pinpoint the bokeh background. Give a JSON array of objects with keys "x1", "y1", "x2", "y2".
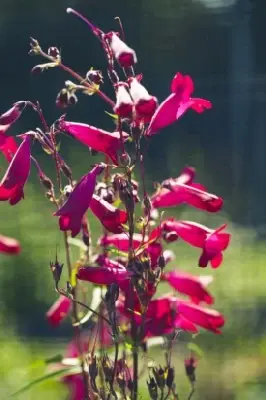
[{"x1": 0, "y1": 0, "x2": 266, "y2": 398}]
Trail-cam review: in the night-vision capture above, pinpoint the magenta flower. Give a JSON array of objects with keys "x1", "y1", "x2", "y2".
[
  {"x1": 95, "y1": 255, "x2": 125, "y2": 270},
  {"x1": 105, "y1": 31, "x2": 137, "y2": 68},
  {"x1": 77, "y1": 265, "x2": 130, "y2": 285},
  {"x1": 128, "y1": 76, "x2": 158, "y2": 120},
  {"x1": 0, "y1": 135, "x2": 18, "y2": 162},
  {"x1": 90, "y1": 194, "x2": 128, "y2": 233},
  {"x1": 59, "y1": 119, "x2": 128, "y2": 165},
  {"x1": 0, "y1": 101, "x2": 26, "y2": 134},
  {"x1": 163, "y1": 271, "x2": 214, "y2": 305},
  {"x1": 147, "y1": 72, "x2": 212, "y2": 136},
  {"x1": 176, "y1": 299, "x2": 225, "y2": 334},
  {"x1": 175, "y1": 315, "x2": 198, "y2": 333},
  {"x1": 63, "y1": 375, "x2": 86, "y2": 400},
  {"x1": 98, "y1": 232, "x2": 144, "y2": 252},
  {"x1": 46, "y1": 295, "x2": 72, "y2": 327},
  {"x1": 0, "y1": 234, "x2": 20, "y2": 254},
  {"x1": 152, "y1": 166, "x2": 223, "y2": 212},
  {"x1": 54, "y1": 165, "x2": 104, "y2": 237},
  {"x1": 162, "y1": 219, "x2": 230, "y2": 268},
  {"x1": 114, "y1": 82, "x2": 133, "y2": 118},
  {"x1": 0, "y1": 135, "x2": 31, "y2": 205}
]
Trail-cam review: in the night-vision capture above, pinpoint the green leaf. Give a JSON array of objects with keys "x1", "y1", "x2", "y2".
[
  {"x1": 187, "y1": 342, "x2": 204, "y2": 358},
  {"x1": 104, "y1": 111, "x2": 118, "y2": 120},
  {"x1": 11, "y1": 367, "x2": 73, "y2": 397},
  {"x1": 67, "y1": 237, "x2": 87, "y2": 251}
]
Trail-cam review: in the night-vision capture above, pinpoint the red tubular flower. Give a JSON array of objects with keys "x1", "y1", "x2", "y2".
[
  {"x1": 162, "y1": 219, "x2": 230, "y2": 268},
  {"x1": 152, "y1": 167, "x2": 223, "y2": 212},
  {"x1": 63, "y1": 375, "x2": 86, "y2": 400},
  {"x1": 128, "y1": 76, "x2": 158, "y2": 120},
  {"x1": 199, "y1": 224, "x2": 230, "y2": 268},
  {"x1": 114, "y1": 82, "x2": 133, "y2": 118},
  {"x1": 54, "y1": 165, "x2": 104, "y2": 237},
  {"x1": 77, "y1": 265, "x2": 130, "y2": 285},
  {"x1": 95, "y1": 254, "x2": 125, "y2": 270},
  {"x1": 147, "y1": 72, "x2": 212, "y2": 136},
  {"x1": 175, "y1": 315, "x2": 198, "y2": 333},
  {"x1": 90, "y1": 194, "x2": 128, "y2": 233},
  {"x1": 145, "y1": 296, "x2": 198, "y2": 336},
  {"x1": 163, "y1": 271, "x2": 214, "y2": 305},
  {"x1": 105, "y1": 31, "x2": 137, "y2": 68},
  {"x1": 98, "y1": 232, "x2": 144, "y2": 252},
  {"x1": 0, "y1": 234, "x2": 20, "y2": 254},
  {"x1": 0, "y1": 101, "x2": 26, "y2": 134},
  {"x1": 0, "y1": 135, "x2": 31, "y2": 205},
  {"x1": 59, "y1": 119, "x2": 128, "y2": 165},
  {"x1": 0, "y1": 135, "x2": 18, "y2": 162},
  {"x1": 176, "y1": 300, "x2": 225, "y2": 334},
  {"x1": 46, "y1": 295, "x2": 72, "y2": 327}
]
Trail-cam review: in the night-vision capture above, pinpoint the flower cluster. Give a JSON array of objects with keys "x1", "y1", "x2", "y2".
[{"x1": 1, "y1": 8, "x2": 231, "y2": 400}]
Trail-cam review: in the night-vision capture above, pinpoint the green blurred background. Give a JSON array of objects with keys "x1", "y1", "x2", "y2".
[{"x1": 0, "y1": 0, "x2": 266, "y2": 398}]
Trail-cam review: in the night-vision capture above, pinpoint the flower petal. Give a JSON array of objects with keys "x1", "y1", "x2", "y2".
[
  {"x1": 59, "y1": 119, "x2": 128, "y2": 165},
  {"x1": 46, "y1": 295, "x2": 72, "y2": 326},
  {"x1": 54, "y1": 165, "x2": 104, "y2": 237},
  {"x1": 90, "y1": 194, "x2": 128, "y2": 233}
]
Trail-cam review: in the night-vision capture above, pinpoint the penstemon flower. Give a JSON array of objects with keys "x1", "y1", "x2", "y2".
[{"x1": 4, "y1": 8, "x2": 231, "y2": 400}]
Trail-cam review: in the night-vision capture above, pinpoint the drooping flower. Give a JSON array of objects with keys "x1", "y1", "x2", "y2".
[
  {"x1": 128, "y1": 76, "x2": 158, "y2": 120},
  {"x1": 90, "y1": 194, "x2": 128, "y2": 233},
  {"x1": 98, "y1": 232, "x2": 144, "y2": 252},
  {"x1": 0, "y1": 101, "x2": 26, "y2": 134},
  {"x1": 77, "y1": 265, "x2": 130, "y2": 285},
  {"x1": 147, "y1": 72, "x2": 212, "y2": 135},
  {"x1": 162, "y1": 219, "x2": 230, "y2": 268},
  {"x1": 46, "y1": 295, "x2": 72, "y2": 327},
  {"x1": 95, "y1": 254, "x2": 125, "y2": 270},
  {"x1": 162, "y1": 271, "x2": 214, "y2": 305},
  {"x1": 59, "y1": 119, "x2": 128, "y2": 165},
  {"x1": 0, "y1": 234, "x2": 21, "y2": 254},
  {"x1": 98, "y1": 229, "x2": 162, "y2": 266},
  {"x1": 144, "y1": 296, "x2": 198, "y2": 336},
  {"x1": 114, "y1": 82, "x2": 133, "y2": 118},
  {"x1": 176, "y1": 299, "x2": 225, "y2": 334},
  {"x1": 0, "y1": 135, "x2": 18, "y2": 162},
  {"x1": 152, "y1": 166, "x2": 223, "y2": 212},
  {"x1": 54, "y1": 164, "x2": 104, "y2": 237},
  {"x1": 105, "y1": 31, "x2": 137, "y2": 68},
  {"x1": 0, "y1": 135, "x2": 31, "y2": 205}
]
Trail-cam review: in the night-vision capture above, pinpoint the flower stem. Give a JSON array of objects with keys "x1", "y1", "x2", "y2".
[{"x1": 37, "y1": 48, "x2": 115, "y2": 107}]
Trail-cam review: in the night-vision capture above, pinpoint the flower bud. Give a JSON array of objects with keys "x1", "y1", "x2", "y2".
[
  {"x1": 39, "y1": 173, "x2": 54, "y2": 191},
  {"x1": 61, "y1": 163, "x2": 73, "y2": 181},
  {"x1": 114, "y1": 82, "x2": 133, "y2": 118},
  {"x1": 86, "y1": 69, "x2": 103, "y2": 84},
  {"x1": 185, "y1": 356, "x2": 198, "y2": 384},
  {"x1": 128, "y1": 76, "x2": 158, "y2": 120},
  {"x1": 163, "y1": 231, "x2": 178, "y2": 243},
  {"x1": 56, "y1": 89, "x2": 69, "y2": 108},
  {"x1": 48, "y1": 46, "x2": 60, "y2": 59},
  {"x1": 147, "y1": 377, "x2": 158, "y2": 400},
  {"x1": 153, "y1": 367, "x2": 165, "y2": 390},
  {"x1": 166, "y1": 367, "x2": 175, "y2": 389},
  {"x1": 105, "y1": 31, "x2": 137, "y2": 68},
  {"x1": 50, "y1": 259, "x2": 63, "y2": 287}
]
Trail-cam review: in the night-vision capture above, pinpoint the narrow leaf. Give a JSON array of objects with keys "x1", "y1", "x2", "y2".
[{"x1": 11, "y1": 367, "x2": 73, "y2": 397}]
